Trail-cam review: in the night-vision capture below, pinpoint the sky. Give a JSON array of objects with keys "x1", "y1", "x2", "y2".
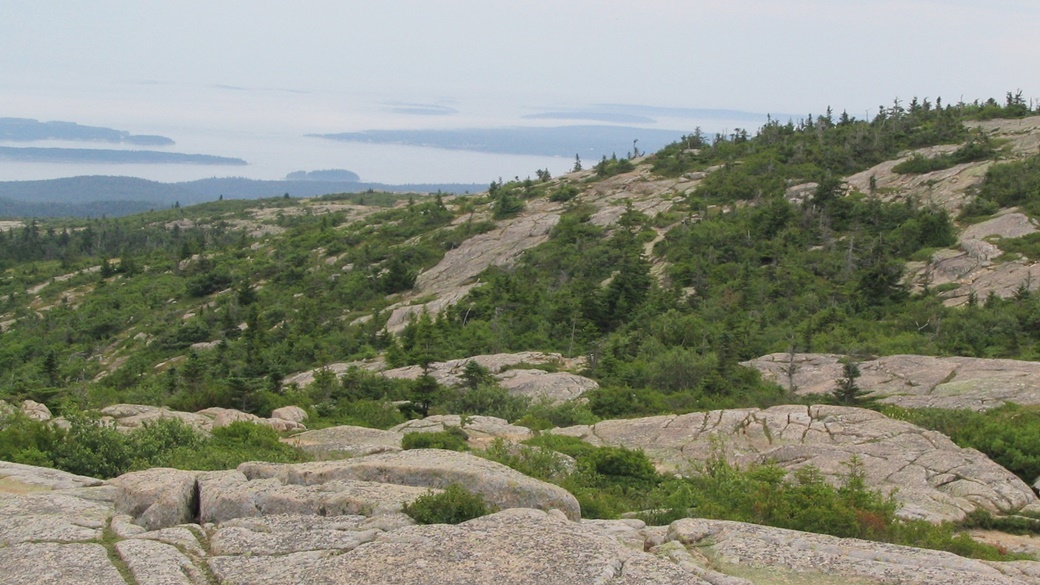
[{"x1": 2, "y1": 0, "x2": 1039, "y2": 184}]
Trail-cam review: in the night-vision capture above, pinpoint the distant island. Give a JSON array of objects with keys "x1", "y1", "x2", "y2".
[
  {"x1": 0, "y1": 146, "x2": 246, "y2": 165},
  {"x1": 0, "y1": 117, "x2": 175, "y2": 146},
  {"x1": 286, "y1": 169, "x2": 361, "y2": 182}
]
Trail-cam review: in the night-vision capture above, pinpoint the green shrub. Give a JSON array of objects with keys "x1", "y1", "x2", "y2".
[
  {"x1": 402, "y1": 484, "x2": 493, "y2": 524},
  {"x1": 440, "y1": 384, "x2": 530, "y2": 422},
  {"x1": 401, "y1": 427, "x2": 469, "y2": 451}
]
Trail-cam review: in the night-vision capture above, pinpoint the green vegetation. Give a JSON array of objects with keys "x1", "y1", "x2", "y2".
[
  {"x1": 401, "y1": 427, "x2": 469, "y2": 451},
  {"x1": 402, "y1": 483, "x2": 494, "y2": 524},
  {"x1": 960, "y1": 153, "x2": 1040, "y2": 221},
  {"x1": 0, "y1": 413, "x2": 306, "y2": 479},
  {"x1": 483, "y1": 436, "x2": 1018, "y2": 560}
]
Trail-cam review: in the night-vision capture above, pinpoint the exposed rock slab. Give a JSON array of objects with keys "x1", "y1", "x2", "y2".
[
  {"x1": 213, "y1": 508, "x2": 707, "y2": 585},
  {"x1": 552, "y1": 405, "x2": 1037, "y2": 522},
  {"x1": 0, "y1": 488, "x2": 116, "y2": 544},
  {"x1": 0, "y1": 542, "x2": 125, "y2": 585},
  {"x1": 4, "y1": 460, "x2": 1040, "y2": 585},
  {"x1": 670, "y1": 517, "x2": 1031, "y2": 585},
  {"x1": 746, "y1": 353, "x2": 1040, "y2": 411},
  {"x1": 0, "y1": 460, "x2": 103, "y2": 493},
  {"x1": 117, "y1": 538, "x2": 209, "y2": 585},
  {"x1": 197, "y1": 469, "x2": 430, "y2": 524}
]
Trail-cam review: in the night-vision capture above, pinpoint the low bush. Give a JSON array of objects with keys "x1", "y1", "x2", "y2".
[
  {"x1": 402, "y1": 484, "x2": 494, "y2": 524},
  {"x1": 401, "y1": 427, "x2": 469, "y2": 451}
]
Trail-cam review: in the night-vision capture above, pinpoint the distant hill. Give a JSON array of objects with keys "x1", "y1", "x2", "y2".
[
  {"x1": 0, "y1": 146, "x2": 245, "y2": 165},
  {"x1": 285, "y1": 169, "x2": 361, "y2": 182},
  {"x1": 0, "y1": 175, "x2": 486, "y2": 218},
  {"x1": 0, "y1": 117, "x2": 174, "y2": 145}
]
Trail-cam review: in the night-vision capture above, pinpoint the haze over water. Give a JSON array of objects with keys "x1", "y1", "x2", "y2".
[{"x1": 0, "y1": 83, "x2": 764, "y2": 187}]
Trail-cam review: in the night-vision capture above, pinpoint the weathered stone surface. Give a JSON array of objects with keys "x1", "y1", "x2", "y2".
[
  {"x1": 197, "y1": 469, "x2": 432, "y2": 524},
  {"x1": 270, "y1": 405, "x2": 307, "y2": 423},
  {"x1": 669, "y1": 517, "x2": 1028, "y2": 585},
  {"x1": 117, "y1": 538, "x2": 209, "y2": 585},
  {"x1": 0, "y1": 460, "x2": 103, "y2": 493},
  {"x1": 108, "y1": 468, "x2": 200, "y2": 531},
  {"x1": 553, "y1": 405, "x2": 1037, "y2": 522},
  {"x1": 391, "y1": 414, "x2": 533, "y2": 445},
  {"x1": 0, "y1": 542, "x2": 124, "y2": 585},
  {"x1": 284, "y1": 425, "x2": 403, "y2": 458},
  {"x1": 961, "y1": 210, "x2": 1039, "y2": 242},
  {"x1": 239, "y1": 449, "x2": 581, "y2": 520},
  {"x1": 746, "y1": 352, "x2": 1040, "y2": 410},
  {"x1": 496, "y1": 368, "x2": 599, "y2": 403},
  {"x1": 211, "y1": 508, "x2": 707, "y2": 585},
  {"x1": 0, "y1": 489, "x2": 114, "y2": 544},
  {"x1": 211, "y1": 524, "x2": 379, "y2": 555}
]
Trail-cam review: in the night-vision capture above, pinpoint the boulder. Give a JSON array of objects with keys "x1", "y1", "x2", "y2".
[
  {"x1": 238, "y1": 449, "x2": 581, "y2": 520},
  {"x1": 270, "y1": 406, "x2": 308, "y2": 423},
  {"x1": 552, "y1": 405, "x2": 1037, "y2": 523}
]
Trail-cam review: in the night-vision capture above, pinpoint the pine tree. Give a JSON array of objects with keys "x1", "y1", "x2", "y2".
[{"x1": 832, "y1": 358, "x2": 870, "y2": 406}]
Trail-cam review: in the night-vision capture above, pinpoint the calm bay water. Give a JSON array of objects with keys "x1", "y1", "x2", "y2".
[{"x1": 0, "y1": 84, "x2": 763, "y2": 187}]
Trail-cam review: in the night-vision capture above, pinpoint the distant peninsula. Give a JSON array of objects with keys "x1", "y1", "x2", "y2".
[
  {"x1": 310, "y1": 125, "x2": 690, "y2": 158},
  {"x1": 0, "y1": 117, "x2": 174, "y2": 146},
  {"x1": 0, "y1": 146, "x2": 246, "y2": 165}
]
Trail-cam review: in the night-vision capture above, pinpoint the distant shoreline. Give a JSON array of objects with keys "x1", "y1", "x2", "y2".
[{"x1": 0, "y1": 146, "x2": 247, "y2": 165}]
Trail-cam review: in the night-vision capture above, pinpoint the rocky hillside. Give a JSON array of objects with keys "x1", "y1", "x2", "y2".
[{"x1": 6, "y1": 99, "x2": 1040, "y2": 582}]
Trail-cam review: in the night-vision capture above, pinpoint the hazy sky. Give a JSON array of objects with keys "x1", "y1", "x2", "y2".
[
  {"x1": 2, "y1": 1, "x2": 1039, "y2": 183},
  {"x1": 5, "y1": 1, "x2": 1039, "y2": 116}
]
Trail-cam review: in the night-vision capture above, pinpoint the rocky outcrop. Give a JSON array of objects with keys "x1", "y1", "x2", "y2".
[
  {"x1": 238, "y1": 449, "x2": 580, "y2": 521},
  {"x1": 391, "y1": 414, "x2": 534, "y2": 446},
  {"x1": 286, "y1": 425, "x2": 404, "y2": 458},
  {"x1": 903, "y1": 208, "x2": 1040, "y2": 306},
  {"x1": 287, "y1": 351, "x2": 598, "y2": 403},
  {"x1": 496, "y1": 369, "x2": 600, "y2": 403},
  {"x1": 96, "y1": 403, "x2": 308, "y2": 433},
  {"x1": 552, "y1": 405, "x2": 1038, "y2": 523},
  {"x1": 668, "y1": 517, "x2": 1036, "y2": 585},
  {"x1": 384, "y1": 165, "x2": 694, "y2": 333},
  {"x1": 4, "y1": 460, "x2": 1040, "y2": 584},
  {"x1": 0, "y1": 399, "x2": 53, "y2": 422},
  {"x1": 745, "y1": 353, "x2": 1040, "y2": 411}
]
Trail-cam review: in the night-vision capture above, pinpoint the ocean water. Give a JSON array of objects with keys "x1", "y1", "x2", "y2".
[{"x1": 0, "y1": 84, "x2": 764, "y2": 186}]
